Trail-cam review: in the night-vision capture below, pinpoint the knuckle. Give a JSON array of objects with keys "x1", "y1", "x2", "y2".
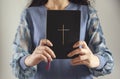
[
  {"x1": 40, "y1": 39, "x2": 42, "y2": 42},
  {"x1": 82, "y1": 41, "x2": 86, "y2": 43},
  {"x1": 78, "y1": 55, "x2": 81, "y2": 60},
  {"x1": 35, "y1": 46, "x2": 39, "y2": 50},
  {"x1": 42, "y1": 50, "x2": 46, "y2": 54},
  {"x1": 78, "y1": 48, "x2": 81, "y2": 51},
  {"x1": 46, "y1": 39, "x2": 49, "y2": 42},
  {"x1": 40, "y1": 39, "x2": 43, "y2": 43},
  {"x1": 45, "y1": 46, "x2": 48, "y2": 49},
  {"x1": 81, "y1": 56, "x2": 85, "y2": 60},
  {"x1": 44, "y1": 46, "x2": 49, "y2": 50}
]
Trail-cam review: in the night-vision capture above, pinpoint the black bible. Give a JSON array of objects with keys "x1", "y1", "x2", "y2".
[{"x1": 47, "y1": 10, "x2": 81, "y2": 59}]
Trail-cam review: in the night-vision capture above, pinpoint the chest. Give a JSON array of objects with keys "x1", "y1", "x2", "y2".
[{"x1": 30, "y1": 9, "x2": 88, "y2": 47}]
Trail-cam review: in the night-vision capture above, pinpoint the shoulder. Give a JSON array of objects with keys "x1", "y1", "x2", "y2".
[
  {"x1": 21, "y1": 6, "x2": 46, "y2": 17},
  {"x1": 88, "y1": 5, "x2": 97, "y2": 17},
  {"x1": 27, "y1": 6, "x2": 45, "y2": 11},
  {"x1": 72, "y1": 3, "x2": 97, "y2": 15},
  {"x1": 71, "y1": 3, "x2": 96, "y2": 15},
  {"x1": 79, "y1": 5, "x2": 98, "y2": 19},
  {"x1": 81, "y1": 5, "x2": 97, "y2": 15},
  {"x1": 71, "y1": 3, "x2": 89, "y2": 11}
]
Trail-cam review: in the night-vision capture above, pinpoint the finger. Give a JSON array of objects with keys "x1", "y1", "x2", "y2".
[
  {"x1": 73, "y1": 41, "x2": 87, "y2": 48},
  {"x1": 71, "y1": 55, "x2": 88, "y2": 64},
  {"x1": 37, "y1": 46, "x2": 56, "y2": 58},
  {"x1": 35, "y1": 51, "x2": 52, "y2": 62},
  {"x1": 40, "y1": 39, "x2": 53, "y2": 46},
  {"x1": 67, "y1": 48, "x2": 87, "y2": 57},
  {"x1": 42, "y1": 50, "x2": 53, "y2": 61},
  {"x1": 44, "y1": 46, "x2": 56, "y2": 58},
  {"x1": 38, "y1": 46, "x2": 56, "y2": 58},
  {"x1": 71, "y1": 60, "x2": 88, "y2": 66},
  {"x1": 36, "y1": 54, "x2": 48, "y2": 62},
  {"x1": 67, "y1": 48, "x2": 81, "y2": 57},
  {"x1": 71, "y1": 56, "x2": 81, "y2": 64}
]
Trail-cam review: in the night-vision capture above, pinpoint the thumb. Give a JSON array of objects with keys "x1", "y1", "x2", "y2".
[
  {"x1": 40, "y1": 39, "x2": 53, "y2": 46},
  {"x1": 73, "y1": 41, "x2": 88, "y2": 48}
]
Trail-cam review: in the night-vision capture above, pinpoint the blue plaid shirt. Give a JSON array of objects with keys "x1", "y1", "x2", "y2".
[{"x1": 10, "y1": 2, "x2": 113, "y2": 79}]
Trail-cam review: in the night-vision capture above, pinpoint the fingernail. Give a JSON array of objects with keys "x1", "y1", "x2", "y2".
[
  {"x1": 50, "y1": 59, "x2": 53, "y2": 62},
  {"x1": 48, "y1": 58, "x2": 52, "y2": 62},
  {"x1": 53, "y1": 55, "x2": 56, "y2": 58},
  {"x1": 73, "y1": 45, "x2": 76, "y2": 48},
  {"x1": 51, "y1": 44, "x2": 53, "y2": 47},
  {"x1": 73, "y1": 43, "x2": 78, "y2": 48}
]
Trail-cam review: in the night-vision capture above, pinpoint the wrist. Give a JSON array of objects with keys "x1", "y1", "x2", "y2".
[
  {"x1": 25, "y1": 55, "x2": 32, "y2": 67},
  {"x1": 94, "y1": 55, "x2": 100, "y2": 67},
  {"x1": 89, "y1": 55, "x2": 100, "y2": 68}
]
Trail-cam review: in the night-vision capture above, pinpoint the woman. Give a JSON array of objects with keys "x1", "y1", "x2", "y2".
[{"x1": 11, "y1": 0, "x2": 114, "y2": 79}]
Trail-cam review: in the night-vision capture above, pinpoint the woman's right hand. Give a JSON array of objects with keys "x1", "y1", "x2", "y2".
[{"x1": 25, "y1": 39, "x2": 56, "y2": 67}]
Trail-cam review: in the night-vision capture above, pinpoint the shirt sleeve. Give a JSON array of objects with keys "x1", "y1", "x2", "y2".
[
  {"x1": 86, "y1": 6, "x2": 114, "y2": 77},
  {"x1": 10, "y1": 9, "x2": 37, "y2": 79}
]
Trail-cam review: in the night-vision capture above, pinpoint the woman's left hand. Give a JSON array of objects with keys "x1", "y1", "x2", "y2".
[{"x1": 67, "y1": 41, "x2": 100, "y2": 68}]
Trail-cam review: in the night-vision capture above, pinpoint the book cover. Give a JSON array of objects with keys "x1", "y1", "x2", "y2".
[{"x1": 47, "y1": 10, "x2": 81, "y2": 59}]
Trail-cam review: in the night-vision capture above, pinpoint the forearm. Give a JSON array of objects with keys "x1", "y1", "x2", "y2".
[
  {"x1": 10, "y1": 45, "x2": 37, "y2": 79},
  {"x1": 86, "y1": 6, "x2": 114, "y2": 77},
  {"x1": 87, "y1": 24, "x2": 114, "y2": 76},
  {"x1": 89, "y1": 48, "x2": 113, "y2": 77}
]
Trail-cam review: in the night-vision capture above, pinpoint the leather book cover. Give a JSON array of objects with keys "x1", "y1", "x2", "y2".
[{"x1": 47, "y1": 10, "x2": 81, "y2": 59}]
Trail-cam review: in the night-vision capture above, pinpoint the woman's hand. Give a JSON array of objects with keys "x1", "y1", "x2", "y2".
[
  {"x1": 25, "y1": 39, "x2": 56, "y2": 67},
  {"x1": 67, "y1": 41, "x2": 100, "y2": 68}
]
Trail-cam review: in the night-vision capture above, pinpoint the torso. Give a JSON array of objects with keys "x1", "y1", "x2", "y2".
[{"x1": 27, "y1": 2, "x2": 93, "y2": 79}]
